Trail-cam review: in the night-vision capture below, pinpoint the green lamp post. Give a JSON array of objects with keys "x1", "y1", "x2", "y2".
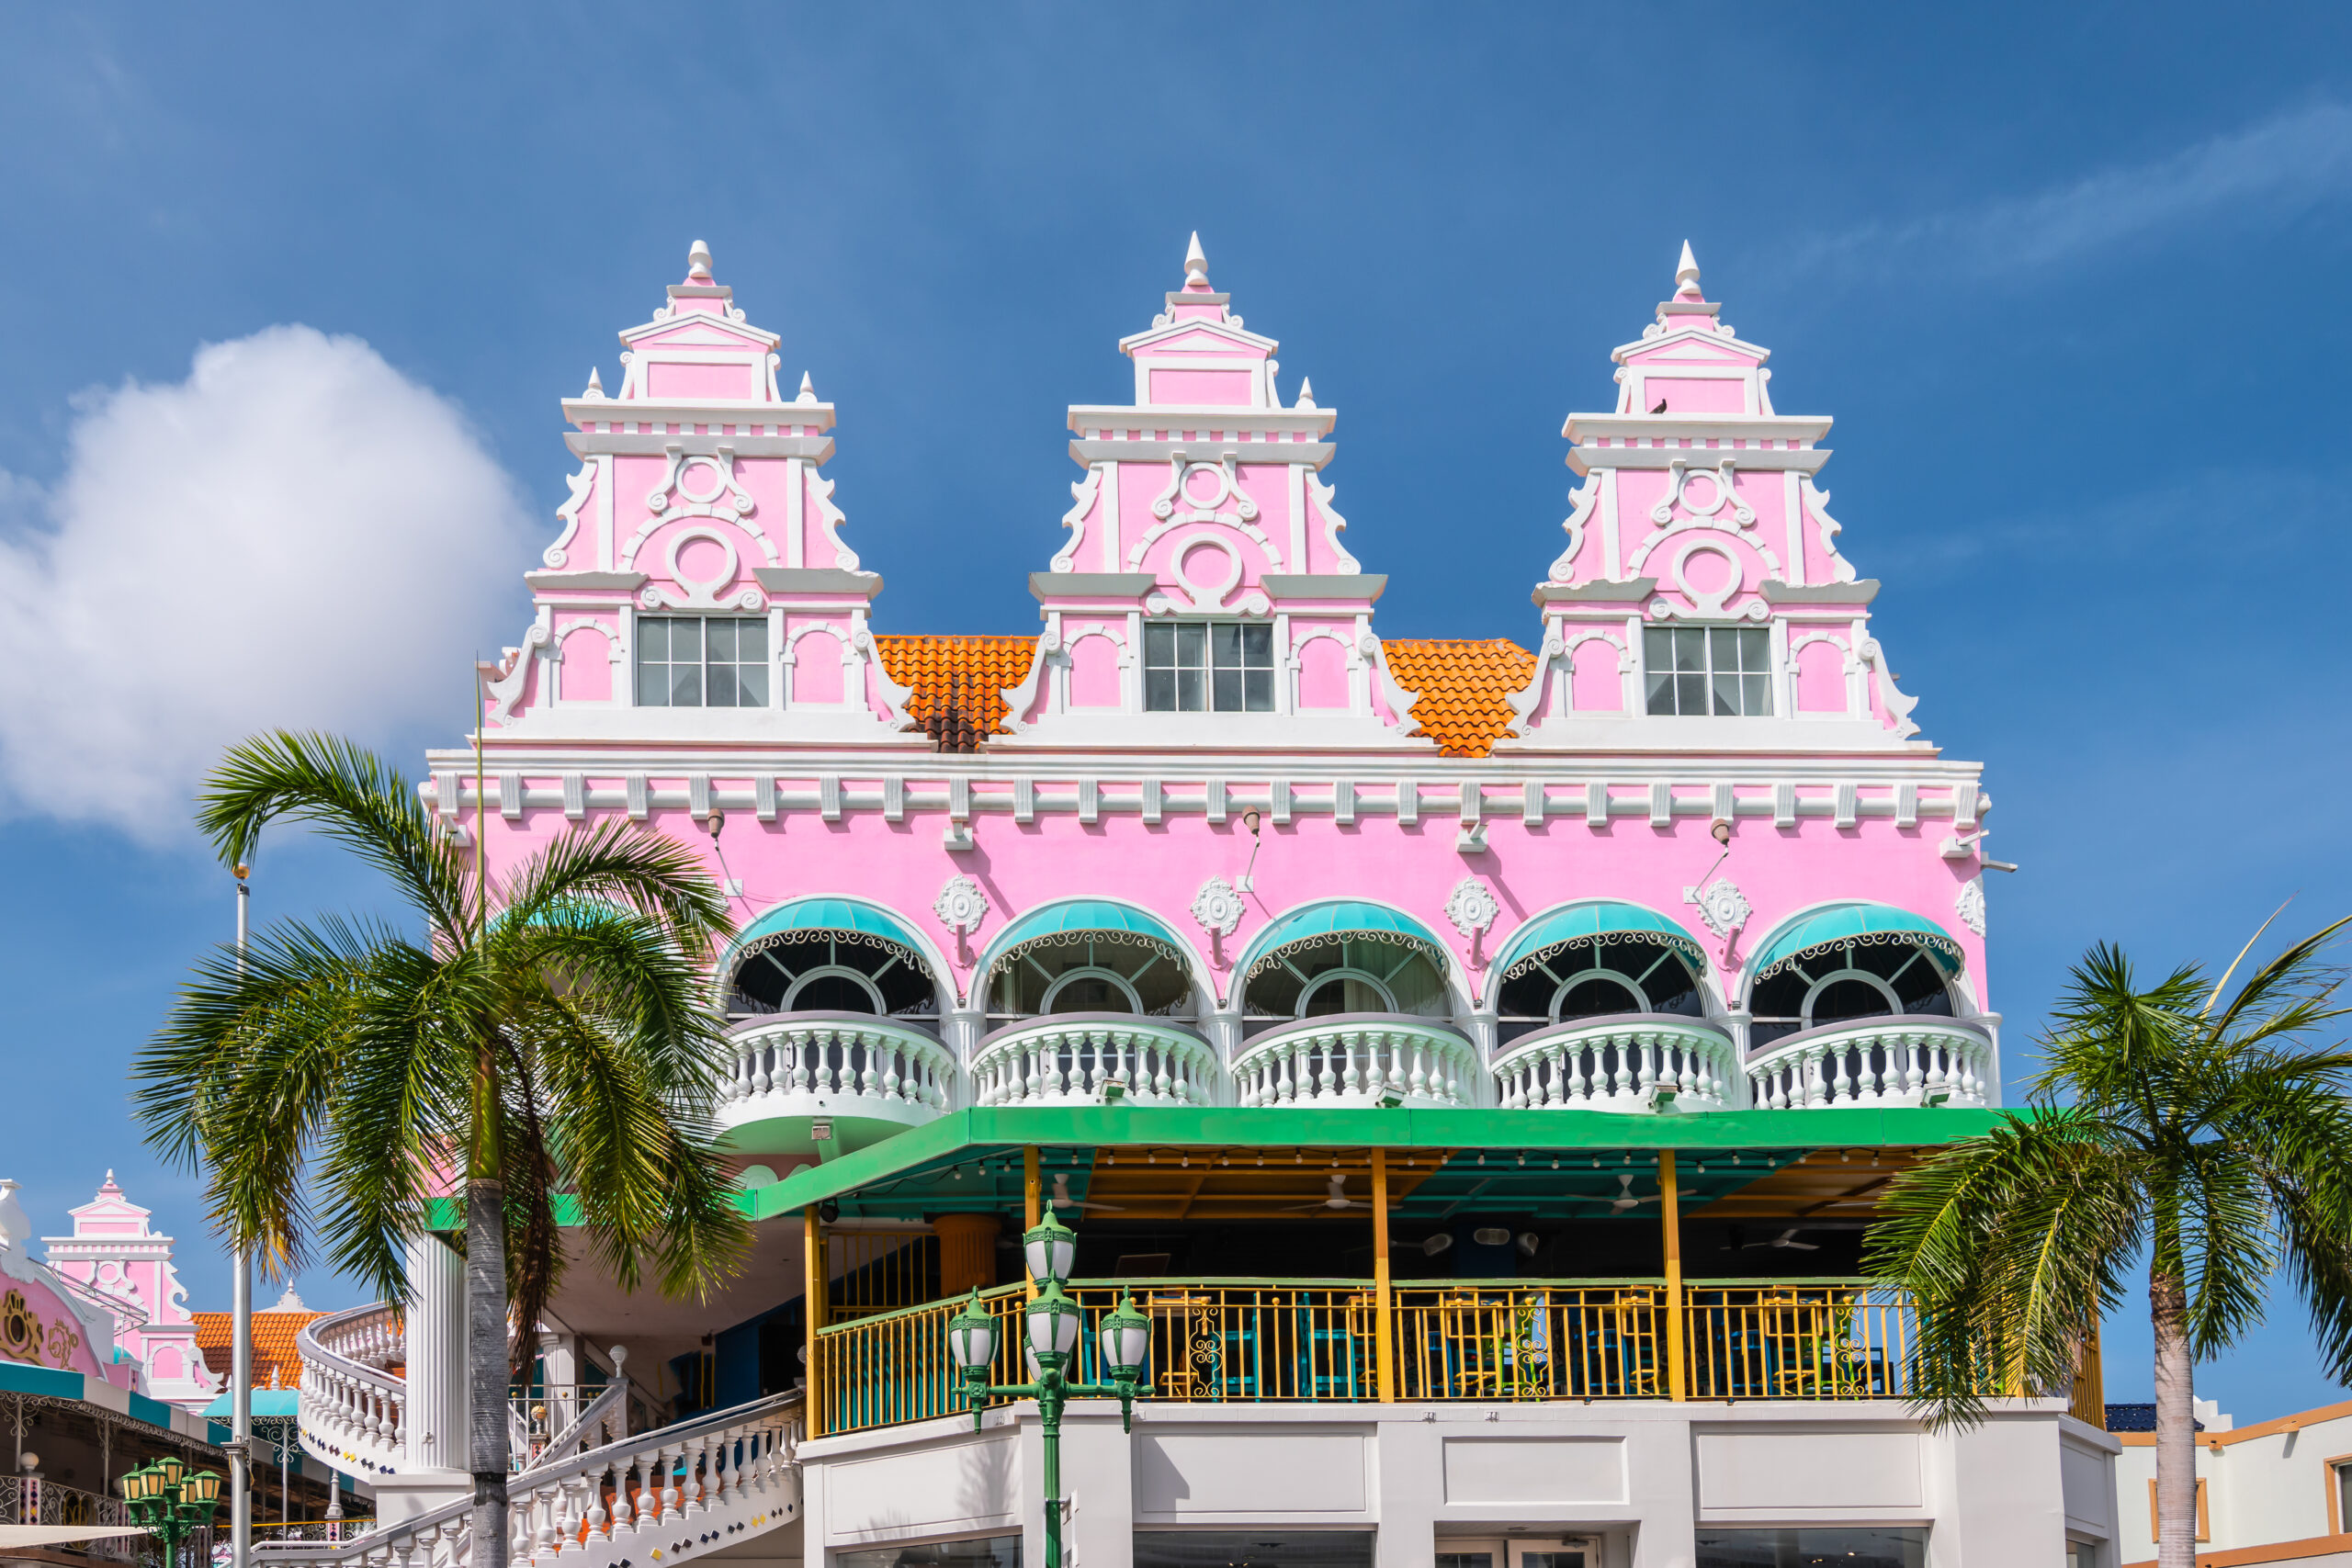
[
  {"x1": 945, "y1": 1206, "x2": 1152, "y2": 1568},
  {"x1": 119, "y1": 1456, "x2": 224, "y2": 1568}
]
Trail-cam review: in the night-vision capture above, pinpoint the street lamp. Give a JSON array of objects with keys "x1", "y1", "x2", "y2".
[
  {"x1": 119, "y1": 1460, "x2": 223, "y2": 1567},
  {"x1": 945, "y1": 1206, "x2": 1151, "y2": 1568}
]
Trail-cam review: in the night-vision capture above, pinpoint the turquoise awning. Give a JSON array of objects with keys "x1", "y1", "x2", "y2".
[
  {"x1": 1748, "y1": 903, "x2": 1965, "y2": 980},
  {"x1": 988, "y1": 900, "x2": 1190, "y2": 968},
  {"x1": 735, "y1": 897, "x2": 930, "y2": 956},
  {"x1": 1495, "y1": 902, "x2": 1707, "y2": 978},
  {"x1": 1239, "y1": 901, "x2": 1449, "y2": 978}
]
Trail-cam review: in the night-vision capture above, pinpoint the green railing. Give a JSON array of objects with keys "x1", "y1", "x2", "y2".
[{"x1": 811, "y1": 1277, "x2": 1927, "y2": 1437}]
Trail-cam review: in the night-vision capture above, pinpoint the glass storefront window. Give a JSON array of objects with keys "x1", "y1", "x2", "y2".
[
  {"x1": 1134, "y1": 1532, "x2": 1375, "y2": 1567},
  {"x1": 1693, "y1": 1528, "x2": 1927, "y2": 1568},
  {"x1": 835, "y1": 1539, "x2": 1019, "y2": 1568}
]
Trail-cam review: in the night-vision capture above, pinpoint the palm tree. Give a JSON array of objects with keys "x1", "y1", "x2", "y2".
[
  {"x1": 1868, "y1": 919, "x2": 2352, "y2": 1568},
  {"x1": 134, "y1": 733, "x2": 751, "y2": 1568}
]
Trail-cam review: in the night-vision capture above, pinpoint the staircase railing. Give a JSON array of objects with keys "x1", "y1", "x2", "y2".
[
  {"x1": 296, "y1": 1303, "x2": 407, "y2": 1473},
  {"x1": 256, "y1": 1391, "x2": 803, "y2": 1568}
]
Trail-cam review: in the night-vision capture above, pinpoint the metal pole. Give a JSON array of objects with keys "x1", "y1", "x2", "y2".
[
  {"x1": 1660, "y1": 1149, "x2": 1686, "y2": 1402},
  {"x1": 1371, "y1": 1150, "x2": 1394, "y2": 1403},
  {"x1": 1040, "y1": 1382, "x2": 1063, "y2": 1568},
  {"x1": 232, "y1": 870, "x2": 254, "y2": 1568}
]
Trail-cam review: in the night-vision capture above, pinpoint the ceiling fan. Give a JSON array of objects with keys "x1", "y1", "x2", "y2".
[
  {"x1": 1738, "y1": 1227, "x2": 1821, "y2": 1252},
  {"x1": 1284, "y1": 1174, "x2": 1366, "y2": 1213},
  {"x1": 1606, "y1": 1172, "x2": 1663, "y2": 1213},
  {"x1": 1051, "y1": 1172, "x2": 1125, "y2": 1213}
]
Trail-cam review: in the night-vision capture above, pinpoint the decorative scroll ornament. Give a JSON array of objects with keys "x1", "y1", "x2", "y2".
[
  {"x1": 1445, "y1": 877, "x2": 1499, "y2": 940},
  {"x1": 1954, "y1": 875, "x2": 1986, "y2": 938},
  {"x1": 933, "y1": 875, "x2": 988, "y2": 936},
  {"x1": 1192, "y1": 876, "x2": 1245, "y2": 938},
  {"x1": 1686, "y1": 879, "x2": 1752, "y2": 941}
]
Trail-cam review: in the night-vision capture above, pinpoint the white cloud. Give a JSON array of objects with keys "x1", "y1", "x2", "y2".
[
  {"x1": 0, "y1": 325, "x2": 534, "y2": 840},
  {"x1": 1792, "y1": 100, "x2": 2352, "y2": 281}
]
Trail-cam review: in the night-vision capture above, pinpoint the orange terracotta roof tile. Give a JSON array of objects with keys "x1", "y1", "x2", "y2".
[
  {"x1": 875, "y1": 635, "x2": 1038, "y2": 748},
  {"x1": 1384, "y1": 638, "x2": 1537, "y2": 757},
  {"x1": 191, "y1": 1310, "x2": 324, "y2": 1392}
]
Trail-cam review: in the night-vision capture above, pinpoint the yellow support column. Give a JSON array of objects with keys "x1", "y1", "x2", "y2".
[
  {"x1": 1660, "y1": 1151, "x2": 1686, "y2": 1402},
  {"x1": 1023, "y1": 1145, "x2": 1042, "y2": 1300},
  {"x1": 804, "y1": 1204, "x2": 826, "y2": 1437},
  {"x1": 1372, "y1": 1150, "x2": 1395, "y2": 1402}
]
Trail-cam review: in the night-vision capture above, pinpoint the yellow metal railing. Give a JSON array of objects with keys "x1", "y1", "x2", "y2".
[
  {"x1": 1680, "y1": 1282, "x2": 1914, "y2": 1401},
  {"x1": 825, "y1": 1228, "x2": 941, "y2": 1323},
  {"x1": 810, "y1": 1277, "x2": 1934, "y2": 1436}
]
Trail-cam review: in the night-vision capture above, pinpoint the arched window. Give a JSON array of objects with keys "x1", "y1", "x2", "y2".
[
  {"x1": 728, "y1": 931, "x2": 939, "y2": 1027},
  {"x1": 982, "y1": 903, "x2": 1197, "y2": 1026},
  {"x1": 1494, "y1": 936, "x2": 1704, "y2": 1045},
  {"x1": 1748, "y1": 939, "x2": 1953, "y2": 1049},
  {"x1": 1241, "y1": 937, "x2": 1450, "y2": 1029}
]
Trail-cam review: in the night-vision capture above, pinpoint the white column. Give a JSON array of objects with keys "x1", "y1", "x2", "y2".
[{"x1": 404, "y1": 1234, "x2": 468, "y2": 1474}]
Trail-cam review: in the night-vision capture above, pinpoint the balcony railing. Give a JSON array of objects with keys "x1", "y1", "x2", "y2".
[
  {"x1": 718, "y1": 1012, "x2": 955, "y2": 1128},
  {"x1": 297, "y1": 1302, "x2": 407, "y2": 1475},
  {"x1": 809, "y1": 1277, "x2": 1944, "y2": 1436},
  {"x1": 1231, "y1": 1014, "x2": 1477, "y2": 1108},
  {"x1": 3, "y1": 1477, "x2": 141, "y2": 1561},
  {"x1": 1490, "y1": 1015, "x2": 1737, "y2": 1111},
  {"x1": 1745, "y1": 1016, "x2": 1994, "y2": 1109},
  {"x1": 970, "y1": 1014, "x2": 1218, "y2": 1107}
]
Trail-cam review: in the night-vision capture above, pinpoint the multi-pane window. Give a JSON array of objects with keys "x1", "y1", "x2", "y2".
[
  {"x1": 1144, "y1": 621, "x2": 1274, "y2": 713},
  {"x1": 1645, "y1": 626, "x2": 1771, "y2": 716},
  {"x1": 635, "y1": 615, "x2": 770, "y2": 707}
]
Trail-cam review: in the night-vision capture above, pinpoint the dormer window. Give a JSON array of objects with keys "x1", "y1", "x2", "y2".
[
  {"x1": 637, "y1": 615, "x2": 770, "y2": 707},
  {"x1": 1645, "y1": 626, "x2": 1771, "y2": 716},
  {"x1": 1144, "y1": 621, "x2": 1273, "y2": 713}
]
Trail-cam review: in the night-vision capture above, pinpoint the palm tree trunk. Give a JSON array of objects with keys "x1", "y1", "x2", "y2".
[
  {"x1": 2151, "y1": 1265, "x2": 2197, "y2": 1568},
  {"x1": 469, "y1": 1178, "x2": 510, "y2": 1568}
]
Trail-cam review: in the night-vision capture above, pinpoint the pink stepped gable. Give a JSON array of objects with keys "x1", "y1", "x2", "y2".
[
  {"x1": 34, "y1": 1172, "x2": 220, "y2": 1404},
  {"x1": 447, "y1": 235, "x2": 1997, "y2": 1160}
]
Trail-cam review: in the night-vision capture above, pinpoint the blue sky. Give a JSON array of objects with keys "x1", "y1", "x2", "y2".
[{"x1": 3, "y1": 3, "x2": 2350, "y2": 1420}]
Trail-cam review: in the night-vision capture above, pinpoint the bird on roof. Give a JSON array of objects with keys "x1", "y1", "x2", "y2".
[{"x1": 1651, "y1": 397, "x2": 1668, "y2": 413}]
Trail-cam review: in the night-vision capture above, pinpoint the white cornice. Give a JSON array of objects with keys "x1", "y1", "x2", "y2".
[
  {"x1": 1563, "y1": 414, "x2": 1831, "y2": 444},
  {"x1": 1067, "y1": 406, "x2": 1334, "y2": 437},
  {"x1": 1611, "y1": 323, "x2": 1772, "y2": 363},
  {"x1": 1069, "y1": 439, "x2": 1335, "y2": 469},
  {"x1": 562, "y1": 398, "x2": 835, "y2": 433},
  {"x1": 618, "y1": 312, "x2": 777, "y2": 350},
  {"x1": 564, "y1": 431, "x2": 836, "y2": 461},
  {"x1": 1117, "y1": 318, "x2": 1280, "y2": 355},
  {"x1": 1568, "y1": 443, "x2": 1829, "y2": 477}
]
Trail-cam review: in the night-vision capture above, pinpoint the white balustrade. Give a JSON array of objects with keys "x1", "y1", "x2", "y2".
[
  {"x1": 1491, "y1": 1014, "x2": 1737, "y2": 1111},
  {"x1": 298, "y1": 1303, "x2": 408, "y2": 1476},
  {"x1": 258, "y1": 1392, "x2": 804, "y2": 1568},
  {"x1": 719, "y1": 1012, "x2": 955, "y2": 1128},
  {"x1": 1231, "y1": 1014, "x2": 1477, "y2": 1107},
  {"x1": 970, "y1": 1014, "x2": 1218, "y2": 1106},
  {"x1": 1745, "y1": 1016, "x2": 1994, "y2": 1109}
]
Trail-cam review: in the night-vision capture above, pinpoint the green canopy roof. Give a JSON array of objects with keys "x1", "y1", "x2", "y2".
[
  {"x1": 1495, "y1": 902, "x2": 1707, "y2": 978},
  {"x1": 1748, "y1": 903, "x2": 1965, "y2": 980},
  {"x1": 735, "y1": 897, "x2": 930, "y2": 956},
  {"x1": 1239, "y1": 901, "x2": 1449, "y2": 977},
  {"x1": 986, "y1": 900, "x2": 1190, "y2": 969}
]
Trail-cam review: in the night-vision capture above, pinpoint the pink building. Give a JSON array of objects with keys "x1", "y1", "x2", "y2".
[
  {"x1": 42, "y1": 1171, "x2": 220, "y2": 1410},
  {"x1": 274, "y1": 241, "x2": 2117, "y2": 1568}
]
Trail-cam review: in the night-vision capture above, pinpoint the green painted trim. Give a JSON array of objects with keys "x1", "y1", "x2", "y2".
[
  {"x1": 750, "y1": 1104, "x2": 2009, "y2": 1221},
  {"x1": 424, "y1": 1192, "x2": 596, "y2": 1231}
]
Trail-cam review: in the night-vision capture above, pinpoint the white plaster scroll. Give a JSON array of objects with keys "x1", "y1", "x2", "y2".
[
  {"x1": 1192, "y1": 876, "x2": 1245, "y2": 938},
  {"x1": 1859, "y1": 636, "x2": 1922, "y2": 739},
  {"x1": 808, "y1": 470, "x2": 865, "y2": 572},
  {"x1": 1360, "y1": 632, "x2": 1421, "y2": 729},
  {"x1": 1050, "y1": 467, "x2": 1104, "y2": 574},
  {"x1": 1955, "y1": 875, "x2": 1986, "y2": 938},
  {"x1": 935, "y1": 874, "x2": 989, "y2": 936},
  {"x1": 1649, "y1": 459, "x2": 1755, "y2": 529},
  {"x1": 997, "y1": 631, "x2": 1056, "y2": 735},
  {"x1": 485, "y1": 621, "x2": 551, "y2": 724},
  {"x1": 1306, "y1": 473, "x2": 1361, "y2": 573},
  {"x1": 856, "y1": 626, "x2": 915, "y2": 725},
  {"x1": 1445, "y1": 877, "x2": 1499, "y2": 941},
  {"x1": 546, "y1": 464, "x2": 595, "y2": 569},
  {"x1": 1801, "y1": 479, "x2": 1860, "y2": 584},
  {"x1": 1684, "y1": 879, "x2": 1751, "y2": 940},
  {"x1": 1548, "y1": 476, "x2": 1600, "y2": 583},
  {"x1": 1499, "y1": 629, "x2": 1562, "y2": 739}
]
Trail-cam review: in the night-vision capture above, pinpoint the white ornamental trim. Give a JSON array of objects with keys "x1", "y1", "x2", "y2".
[
  {"x1": 933, "y1": 874, "x2": 989, "y2": 936},
  {"x1": 1192, "y1": 876, "x2": 1245, "y2": 938},
  {"x1": 1445, "y1": 877, "x2": 1499, "y2": 940},
  {"x1": 1954, "y1": 875, "x2": 1986, "y2": 937},
  {"x1": 1687, "y1": 879, "x2": 1752, "y2": 940}
]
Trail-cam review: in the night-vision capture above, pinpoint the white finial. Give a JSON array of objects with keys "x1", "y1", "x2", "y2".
[
  {"x1": 687, "y1": 240, "x2": 714, "y2": 281},
  {"x1": 583, "y1": 367, "x2": 604, "y2": 400},
  {"x1": 796, "y1": 371, "x2": 818, "y2": 405},
  {"x1": 272, "y1": 1285, "x2": 308, "y2": 1312},
  {"x1": 1295, "y1": 377, "x2": 1317, "y2": 411},
  {"x1": 1675, "y1": 240, "x2": 1702, "y2": 299},
  {"x1": 1184, "y1": 231, "x2": 1209, "y2": 287}
]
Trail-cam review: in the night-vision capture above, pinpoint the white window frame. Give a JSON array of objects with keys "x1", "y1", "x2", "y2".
[{"x1": 1641, "y1": 622, "x2": 1774, "y2": 717}]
